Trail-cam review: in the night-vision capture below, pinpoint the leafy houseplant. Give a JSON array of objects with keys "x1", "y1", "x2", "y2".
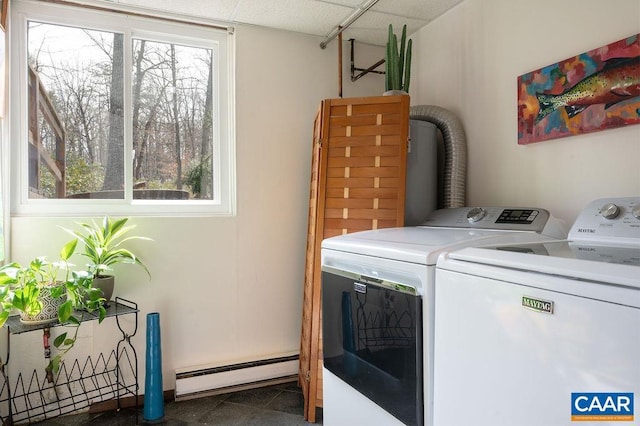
[
  {"x1": 0, "y1": 239, "x2": 106, "y2": 375},
  {"x1": 385, "y1": 24, "x2": 413, "y2": 93},
  {"x1": 64, "y1": 216, "x2": 151, "y2": 301}
]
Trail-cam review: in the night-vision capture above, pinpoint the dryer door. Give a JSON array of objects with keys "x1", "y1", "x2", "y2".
[{"x1": 322, "y1": 267, "x2": 423, "y2": 426}]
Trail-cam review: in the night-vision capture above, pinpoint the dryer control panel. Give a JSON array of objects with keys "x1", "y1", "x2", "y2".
[
  {"x1": 569, "y1": 196, "x2": 640, "y2": 244},
  {"x1": 421, "y1": 206, "x2": 553, "y2": 232}
]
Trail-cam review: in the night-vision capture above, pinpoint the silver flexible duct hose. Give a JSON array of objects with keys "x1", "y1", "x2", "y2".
[{"x1": 410, "y1": 105, "x2": 467, "y2": 208}]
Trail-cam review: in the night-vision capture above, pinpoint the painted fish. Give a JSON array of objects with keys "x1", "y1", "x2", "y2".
[{"x1": 536, "y1": 56, "x2": 640, "y2": 123}]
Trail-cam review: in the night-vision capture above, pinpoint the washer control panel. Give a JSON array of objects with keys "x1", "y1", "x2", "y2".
[{"x1": 569, "y1": 196, "x2": 640, "y2": 243}]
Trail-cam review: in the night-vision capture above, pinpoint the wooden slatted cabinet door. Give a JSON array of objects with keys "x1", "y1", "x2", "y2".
[
  {"x1": 298, "y1": 101, "x2": 327, "y2": 423},
  {"x1": 299, "y1": 95, "x2": 409, "y2": 422}
]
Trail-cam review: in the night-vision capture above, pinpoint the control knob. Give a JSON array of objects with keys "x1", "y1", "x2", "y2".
[
  {"x1": 600, "y1": 203, "x2": 620, "y2": 220},
  {"x1": 467, "y1": 207, "x2": 487, "y2": 223},
  {"x1": 632, "y1": 205, "x2": 640, "y2": 220}
]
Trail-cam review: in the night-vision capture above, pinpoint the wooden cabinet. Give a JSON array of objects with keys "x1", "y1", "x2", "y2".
[{"x1": 298, "y1": 95, "x2": 410, "y2": 422}]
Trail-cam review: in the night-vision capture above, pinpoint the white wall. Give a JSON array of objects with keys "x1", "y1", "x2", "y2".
[
  {"x1": 410, "y1": 0, "x2": 640, "y2": 225},
  {"x1": 6, "y1": 24, "x2": 385, "y2": 392}
]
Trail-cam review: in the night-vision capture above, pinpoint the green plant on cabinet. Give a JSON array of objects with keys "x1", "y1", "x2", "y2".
[{"x1": 385, "y1": 24, "x2": 413, "y2": 93}]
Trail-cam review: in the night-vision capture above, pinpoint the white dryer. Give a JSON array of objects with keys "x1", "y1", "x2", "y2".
[
  {"x1": 433, "y1": 197, "x2": 640, "y2": 426},
  {"x1": 321, "y1": 206, "x2": 566, "y2": 426}
]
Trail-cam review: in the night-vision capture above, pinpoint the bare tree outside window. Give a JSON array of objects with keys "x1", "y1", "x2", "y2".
[
  {"x1": 27, "y1": 21, "x2": 215, "y2": 200},
  {"x1": 103, "y1": 32, "x2": 124, "y2": 192}
]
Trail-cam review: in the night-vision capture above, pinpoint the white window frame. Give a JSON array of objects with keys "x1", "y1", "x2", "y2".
[{"x1": 9, "y1": 0, "x2": 236, "y2": 217}]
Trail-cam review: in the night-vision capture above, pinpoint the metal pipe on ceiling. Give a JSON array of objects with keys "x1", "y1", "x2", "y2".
[{"x1": 320, "y1": 0, "x2": 380, "y2": 49}]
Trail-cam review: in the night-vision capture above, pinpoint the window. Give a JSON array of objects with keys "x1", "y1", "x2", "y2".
[{"x1": 10, "y1": 0, "x2": 235, "y2": 215}]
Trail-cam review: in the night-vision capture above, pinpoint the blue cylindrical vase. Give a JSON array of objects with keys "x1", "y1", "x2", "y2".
[{"x1": 143, "y1": 312, "x2": 164, "y2": 422}]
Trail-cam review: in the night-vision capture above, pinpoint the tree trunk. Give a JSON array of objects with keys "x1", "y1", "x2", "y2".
[
  {"x1": 132, "y1": 40, "x2": 146, "y2": 182},
  {"x1": 102, "y1": 33, "x2": 125, "y2": 191},
  {"x1": 136, "y1": 107, "x2": 157, "y2": 181},
  {"x1": 199, "y1": 52, "x2": 213, "y2": 198},
  {"x1": 170, "y1": 44, "x2": 182, "y2": 190},
  {"x1": 202, "y1": 52, "x2": 213, "y2": 157}
]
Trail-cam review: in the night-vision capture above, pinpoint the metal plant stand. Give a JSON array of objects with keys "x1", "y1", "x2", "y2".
[{"x1": 0, "y1": 297, "x2": 139, "y2": 425}]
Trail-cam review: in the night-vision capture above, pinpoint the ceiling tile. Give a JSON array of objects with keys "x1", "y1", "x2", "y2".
[
  {"x1": 115, "y1": 0, "x2": 242, "y2": 21},
  {"x1": 233, "y1": 0, "x2": 352, "y2": 36},
  {"x1": 371, "y1": 0, "x2": 465, "y2": 21},
  {"x1": 316, "y1": 0, "x2": 364, "y2": 7},
  {"x1": 78, "y1": 0, "x2": 466, "y2": 46},
  {"x1": 341, "y1": 9, "x2": 427, "y2": 46}
]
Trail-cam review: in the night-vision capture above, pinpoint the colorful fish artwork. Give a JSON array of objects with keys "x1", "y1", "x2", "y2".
[{"x1": 518, "y1": 34, "x2": 640, "y2": 145}]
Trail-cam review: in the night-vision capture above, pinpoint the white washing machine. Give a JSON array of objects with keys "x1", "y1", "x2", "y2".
[
  {"x1": 433, "y1": 197, "x2": 640, "y2": 426},
  {"x1": 321, "y1": 206, "x2": 566, "y2": 426}
]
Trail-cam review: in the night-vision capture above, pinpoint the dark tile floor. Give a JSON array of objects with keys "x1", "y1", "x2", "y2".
[{"x1": 33, "y1": 381, "x2": 323, "y2": 425}]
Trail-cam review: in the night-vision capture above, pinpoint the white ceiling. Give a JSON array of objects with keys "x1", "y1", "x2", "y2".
[{"x1": 100, "y1": 0, "x2": 465, "y2": 46}]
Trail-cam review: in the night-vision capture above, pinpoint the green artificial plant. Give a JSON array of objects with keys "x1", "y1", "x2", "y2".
[{"x1": 385, "y1": 24, "x2": 413, "y2": 92}]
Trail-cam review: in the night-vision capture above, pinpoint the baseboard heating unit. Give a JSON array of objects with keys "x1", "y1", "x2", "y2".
[{"x1": 174, "y1": 353, "x2": 299, "y2": 401}]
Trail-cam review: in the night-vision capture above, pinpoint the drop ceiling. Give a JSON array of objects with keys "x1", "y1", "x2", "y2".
[{"x1": 98, "y1": 0, "x2": 465, "y2": 46}]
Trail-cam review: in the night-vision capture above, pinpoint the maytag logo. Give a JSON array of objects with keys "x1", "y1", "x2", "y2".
[
  {"x1": 571, "y1": 393, "x2": 634, "y2": 421},
  {"x1": 577, "y1": 228, "x2": 596, "y2": 233},
  {"x1": 522, "y1": 296, "x2": 554, "y2": 314},
  {"x1": 577, "y1": 247, "x2": 596, "y2": 252}
]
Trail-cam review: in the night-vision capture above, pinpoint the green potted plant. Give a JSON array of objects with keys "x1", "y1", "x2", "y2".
[
  {"x1": 0, "y1": 239, "x2": 106, "y2": 375},
  {"x1": 385, "y1": 24, "x2": 412, "y2": 94},
  {"x1": 63, "y1": 216, "x2": 151, "y2": 302}
]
